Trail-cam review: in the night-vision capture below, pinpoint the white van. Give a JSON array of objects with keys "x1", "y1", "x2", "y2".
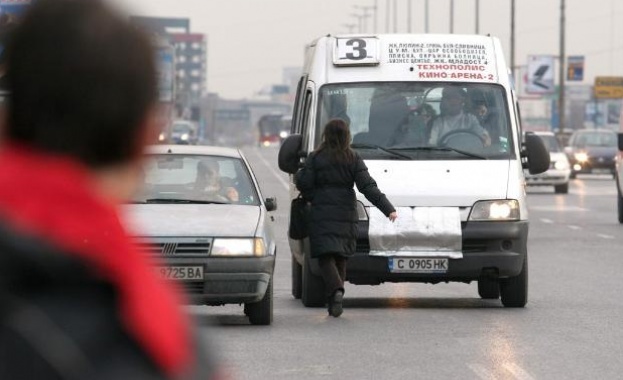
[{"x1": 278, "y1": 34, "x2": 549, "y2": 308}]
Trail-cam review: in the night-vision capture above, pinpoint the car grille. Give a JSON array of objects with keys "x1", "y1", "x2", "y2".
[
  {"x1": 180, "y1": 281, "x2": 205, "y2": 294},
  {"x1": 135, "y1": 238, "x2": 213, "y2": 256}
]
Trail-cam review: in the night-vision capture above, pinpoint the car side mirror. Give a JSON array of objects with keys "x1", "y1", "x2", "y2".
[
  {"x1": 618, "y1": 133, "x2": 623, "y2": 151},
  {"x1": 278, "y1": 134, "x2": 303, "y2": 174},
  {"x1": 265, "y1": 197, "x2": 277, "y2": 212},
  {"x1": 522, "y1": 132, "x2": 550, "y2": 175}
]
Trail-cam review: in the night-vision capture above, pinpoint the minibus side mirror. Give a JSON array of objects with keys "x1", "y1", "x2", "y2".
[
  {"x1": 278, "y1": 134, "x2": 303, "y2": 174},
  {"x1": 522, "y1": 133, "x2": 550, "y2": 175}
]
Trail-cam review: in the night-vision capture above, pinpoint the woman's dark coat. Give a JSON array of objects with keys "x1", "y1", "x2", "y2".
[{"x1": 295, "y1": 150, "x2": 395, "y2": 258}]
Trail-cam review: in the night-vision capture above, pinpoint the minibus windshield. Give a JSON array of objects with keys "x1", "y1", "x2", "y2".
[{"x1": 316, "y1": 82, "x2": 515, "y2": 160}]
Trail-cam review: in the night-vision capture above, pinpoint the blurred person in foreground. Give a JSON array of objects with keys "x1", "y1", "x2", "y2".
[{"x1": 0, "y1": 0, "x2": 221, "y2": 379}]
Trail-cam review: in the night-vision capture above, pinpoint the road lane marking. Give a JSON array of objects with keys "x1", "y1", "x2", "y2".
[
  {"x1": 503, "y1": 363, "x2": 536, "y2": 380},
  {"x1": 530, "y1": 206, "x2": 589, "y2": 212},
  {"x1": 468, "y1": 363, "x2": 497, "y2": 380},
  {"x1": 251, "y1": 148, "x2": 289, "y2": 191},
  {"x1": 568, "y1": 225, "x2": 581, "y2": 230},
  {"x1": 598, "y1": 234, "x2": 615, "y2": 239},
  {"x1": 540, "y1": 218, "x2": 553, "y2": 224}
]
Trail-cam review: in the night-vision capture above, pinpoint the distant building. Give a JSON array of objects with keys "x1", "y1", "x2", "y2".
[{"x1": 169, "y1": 33, "x2": 207, "y2": 108}]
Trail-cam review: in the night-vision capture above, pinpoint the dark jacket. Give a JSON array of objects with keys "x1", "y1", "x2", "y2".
[{"x1": 295, "y1": 150, "x2": 395, "y2": 258}]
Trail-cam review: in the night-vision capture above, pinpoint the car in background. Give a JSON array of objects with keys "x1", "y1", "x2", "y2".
[
  {"x1": 124, "y1": 145, "x2": 277, "y2": 325},
  {"x1": 564, "y1": 129, "x2": 617, "y2": 178},
  {"x1": 170, "y1": 120, "x2": 199, "y2": 145},
  {"x1": 524, "y1": 131, "x2": 571, "y2": 194}
]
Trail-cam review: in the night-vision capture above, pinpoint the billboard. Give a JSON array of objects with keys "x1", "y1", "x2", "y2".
[
  {"x1": 594, "y1": 76, "x2": 623, "y2": 99},
  {"x1": 526, "y1": 55, "x2": 555, "y2": 94},
  {"x1": 567, "y1": 55, "x2": 584, "y2": 82}
]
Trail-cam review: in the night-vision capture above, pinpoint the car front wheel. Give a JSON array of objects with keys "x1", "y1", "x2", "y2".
[
  {"x1": 478, "y1": 277, "x2": 500, "y2": 299},
  {"x1": 500, "y1": 255, "x2": 528, "y2": 308},
  {"x1": 554, "y1": 183, "x2": 569, "y2": 194},
  {"x1": 302, "y1": 253, "x2": 326, "y2": 307},
  {"x1": 292, "y1": 256, "x2": 302, "y2": 299},
  {"x1": 246, "y1": 279, "x2": 273, "y2": 325}
]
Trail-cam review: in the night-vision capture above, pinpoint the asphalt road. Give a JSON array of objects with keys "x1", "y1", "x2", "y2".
[{"x1": 196, "y1": 147, "x2": 623, "y2": 380}]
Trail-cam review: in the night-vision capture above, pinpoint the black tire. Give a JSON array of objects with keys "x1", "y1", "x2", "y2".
[
  {"x1": 500, "y1": 255, "x2": 528, "y2": 308},
  {"x1": 292, "y1": 256, "x2": 302, "y2": 299},
  {"x1": 617, "y1": 186, "x2": 623, "y2": 224},
  {"x1": 478, "y1": 277, "x2": 500, "y2": 299},
  {"x1": 246, "y1": 279, "x2": 273, "y2": 325},
  {"x1": 554, "y1": 183, "x2": 569, "y2": 194},
  {"x1": 302, "y1": 253, "x2": 326, "y2": 307}
]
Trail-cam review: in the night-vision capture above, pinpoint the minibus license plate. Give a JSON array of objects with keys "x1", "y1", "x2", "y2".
[
  {"x1": 156, "y1": 266, "x2": 204, "y2": 281},
  {"x1": 389, "y1": 258, "x2": 448, "y2": 273}
]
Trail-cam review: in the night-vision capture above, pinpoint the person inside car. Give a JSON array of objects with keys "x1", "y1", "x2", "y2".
[
  {"x1": 428, "y1": 86, "x2": 491, "y2": 146},
  {"x1": 194, "y1": 160, "x2": 239, "y2": 203}
]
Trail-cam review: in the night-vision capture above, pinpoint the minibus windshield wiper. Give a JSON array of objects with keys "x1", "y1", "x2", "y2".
[
  {"x1": 145, "y1": 198, "x2": 228, "y2": 204},
  {"x1": 350, "y1": 143, "x2": 412, "y2": 160},
  {"x1": 391, "y1": 146, "x2": 488, "y2": 160}
]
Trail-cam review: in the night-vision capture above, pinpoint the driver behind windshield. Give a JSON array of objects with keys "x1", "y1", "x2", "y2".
[
  {"x1": 428, "y1": 86, "x2": 491, "y2": 146},
  {"x1": 193, "y1": 160, "x2": 239, "y2": 202}
]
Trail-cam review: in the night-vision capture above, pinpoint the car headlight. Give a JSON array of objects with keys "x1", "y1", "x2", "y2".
[
  {"x1": 554, "y1": 160, "x2": 569, "y2": 170},
  {"x1": 574, "y1": 152, "x2": 588, "y2": 162},
  {"x1": 469, "y1": 200, "x2": 519, "y2": 221},
  {"x1": 211, "y1": 238, "x2": 266, "y2": 257},
  {"x1": 158, "y1": 132, "x2": 166, "y2": 142},
  {"x1": 181, "y1": 133, "x2": 189, "y2": 141},
  {"x1": 279, "y1": 131, "x2": 289, "y2": 139}
]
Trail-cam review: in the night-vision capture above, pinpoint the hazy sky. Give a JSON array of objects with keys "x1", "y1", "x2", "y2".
[{"x1": 110, "y1": 0, "x2": 622, "y2": 99}]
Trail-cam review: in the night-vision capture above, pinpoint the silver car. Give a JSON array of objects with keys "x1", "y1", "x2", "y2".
[
  {"x1": 524, "y1": 131, "x2": 571, "y2": 194},
  {"x1": 125, "y1": 145, "x2": 277, "y2": 325}
]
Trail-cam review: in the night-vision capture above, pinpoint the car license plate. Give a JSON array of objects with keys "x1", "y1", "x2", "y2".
[
  {"x1": 388, "y1": 258, "x2": 448, "y2": 273},
  {"x1": 156, "y1": 266, "x2": 204, "y2": 281}
]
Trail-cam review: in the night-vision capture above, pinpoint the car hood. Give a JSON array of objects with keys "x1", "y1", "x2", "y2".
[
  {"x1": 550, "y1": 152, "x2": 568, "y2": 162},
  {"x1": 121, "y1": 204, "x2": 260, "y2": 237}
]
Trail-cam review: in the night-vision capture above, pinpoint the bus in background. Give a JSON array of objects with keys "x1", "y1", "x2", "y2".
[{"x1": 258, "y1": 113, "x2": 288, "y2": 147}]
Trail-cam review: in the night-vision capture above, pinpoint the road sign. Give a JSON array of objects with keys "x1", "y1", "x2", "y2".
[
  {"x1": 526, "y1": 55, "x2": 555, "y2": 94},
  {"x1": 567, "y1": 55, "x2": 584, "y2": 81},
  {"x1": 594, "y1": 76, "x2": 623, "y2": 99}
]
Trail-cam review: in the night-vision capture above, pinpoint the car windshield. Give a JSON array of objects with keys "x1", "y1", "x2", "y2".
[
  {"x1": 538, "y1": 135, "x2": 561, "y2": 152},
  {"x1": 172, "y1": 122, "x2": 194, "y2": 134},
  {"x1": 133, "y1": 154, "x2": 260, "y2": 205},
  {"x1": 572, "y1": 131, "x2": 616, "y2": 148},
  {"x1": 316, "y1": 82, "x2": 514, "y2": 160}
]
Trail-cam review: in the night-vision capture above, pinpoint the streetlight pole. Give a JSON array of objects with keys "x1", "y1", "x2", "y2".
[
  {"x1": 450, "y1": 0, "x2": 454, "y2": 34},
  {"x1": 407, "y1": 0, "x2": 412, "y2": 33},
  {"x1": 386, "y1": 0, "x2": 390, "y2": 33},
  {"x1": 393, "y1": 0, "x2": 397, "y2": 33},
  {"x1": 559, "y1": 0, "x2": 566, "y2": 134},
  {"x1": 475, "y1": 0, "x2": 480, "y2": 34},
  {"x1": 511, "y1": 0, "x2": 515, "y2": 76},
  {"x1": 425, "y1": 0, "x2": 429, "y2": 33}
]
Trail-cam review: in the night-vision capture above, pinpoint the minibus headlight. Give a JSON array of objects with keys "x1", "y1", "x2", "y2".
[{"x1": 469, "y1": 200, "x2": 519, "y2": 221}]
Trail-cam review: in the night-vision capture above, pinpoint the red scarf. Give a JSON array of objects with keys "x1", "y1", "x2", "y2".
[{"x1": 0, "y1": 145, "x2": 191, "y2": 376}]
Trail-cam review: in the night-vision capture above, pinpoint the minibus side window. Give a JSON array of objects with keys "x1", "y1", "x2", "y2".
[
  {"x1": 291, "y1": 75, "x2": 308, "y2": 134},
  {"x1": 300, "y1": 89, "x2": 313, "y2": 151}
]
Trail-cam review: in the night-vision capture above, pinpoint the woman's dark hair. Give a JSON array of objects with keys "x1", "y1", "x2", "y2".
[
  {"x1": 318, "y1": 118, "x2": 355, "y2": 163},
  {"x1": 4, "y1": 0, "x2": 158, "y2": 168}
]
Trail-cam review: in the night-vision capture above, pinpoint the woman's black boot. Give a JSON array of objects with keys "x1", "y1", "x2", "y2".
[{"x1": 328, "y1": 289, "x2": 344, "y2": 317}]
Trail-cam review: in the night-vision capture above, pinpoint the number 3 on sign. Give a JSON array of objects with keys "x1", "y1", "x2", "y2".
[{"x1": 334, "y1": 37, "x2": 379, "y2": 66}]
